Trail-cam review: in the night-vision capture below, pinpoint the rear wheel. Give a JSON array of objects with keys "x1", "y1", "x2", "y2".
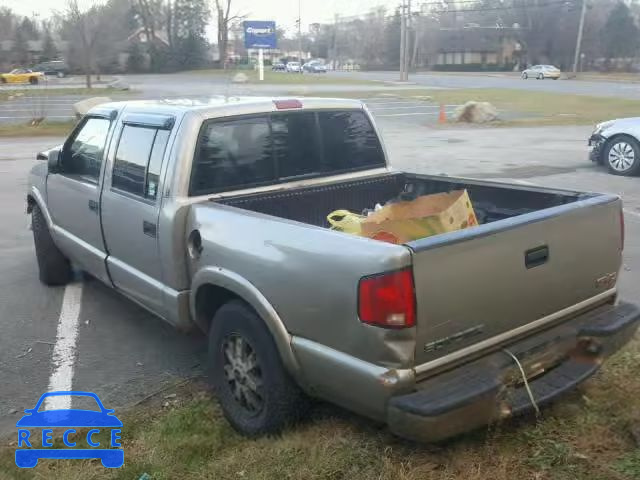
[
  {"x1": 208, "y1": 300, "x2": 308, "y2": 436},
  {"x1": 605, "y1": 136, "x2": 640, "y2": 176},
  {"x1": 0, "y1": 77, "x2": 6, "y2": 84},
  {"x1": 29, "y1": 76, "x2": 38, "y2": 85},
  {"x1": 522, "y1": 72, "x2": 528, "y2": 79},
  {"x1": 537, "y1": 73, "x2": 544, "y2": 80},
  {"x1": 32, "y1": 204, "x2": 72, "y2": 285}
]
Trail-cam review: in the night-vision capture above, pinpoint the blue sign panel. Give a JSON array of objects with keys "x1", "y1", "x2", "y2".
[{"x1": 244, "y1": 21, "x2": 277, "y2": 49}]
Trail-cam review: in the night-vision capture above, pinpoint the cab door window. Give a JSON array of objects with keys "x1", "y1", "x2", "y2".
[{"x1": 61, "y1": 117, "x2": 111, "y2": 182}]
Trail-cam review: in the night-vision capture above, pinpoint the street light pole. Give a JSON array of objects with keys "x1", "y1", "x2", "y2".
[{"x1": 572, "y1": 0, "x2": 587, "y2": 75}]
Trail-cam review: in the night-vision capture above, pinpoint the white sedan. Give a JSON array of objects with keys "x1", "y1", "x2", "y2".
[
  {"x1": 521, "y1": 65, "x2": 561, "y2": 80},
  {"x1": 589, "y1": 118, "x2": 640, "y2": 176},
  {"x1": 286, "y1": 62, "x2": 301, "y2": 73}
]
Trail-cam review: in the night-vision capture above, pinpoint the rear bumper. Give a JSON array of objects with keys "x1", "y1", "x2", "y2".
[{"x1": 387, "y1": 301, "x2": 640, "y2": 443}]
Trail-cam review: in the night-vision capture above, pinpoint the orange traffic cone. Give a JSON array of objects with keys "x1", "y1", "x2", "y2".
[{"x1": 438, "y1": 104, "x2": 447, "y2": 124}]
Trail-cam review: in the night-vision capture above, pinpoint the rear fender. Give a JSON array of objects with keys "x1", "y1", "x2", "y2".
[{"x1": 190, "y1": 266, "x2": 300, "y2": 375}]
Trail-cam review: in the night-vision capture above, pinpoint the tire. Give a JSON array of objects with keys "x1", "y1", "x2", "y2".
[
  {"x1": 605, "y1": 135, "x2": 640, "y2": 176},
  {"x1": 0, "y1": 77, "x2": 6, "y2": 84},
  {"x1": 56, "y1": 71, "x2": 65, "y2": 78},
  {"x1": 32, "y1": 204, "x2": 72, "y2": 285},
  {"x1": 537, "y1": 73, "x2": 544, "y2": 80},
  {"x1": 208, "y1": 300, "x2": 307, "y2": 436},
  {"x1": 29, "y1": 76, "x2": 38, "y2": 85},
  {"x1": 522, "y1": 73, "x2": 528, "y2": 79}
]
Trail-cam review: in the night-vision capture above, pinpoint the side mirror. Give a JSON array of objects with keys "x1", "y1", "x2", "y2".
[{"x1": 37, "y1": 148, "x2": 62, "y2": 174}]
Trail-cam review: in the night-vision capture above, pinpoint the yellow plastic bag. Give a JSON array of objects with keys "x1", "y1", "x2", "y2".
[{"x1": 327, "y1": 210, "x2": 366, "y2": 235}]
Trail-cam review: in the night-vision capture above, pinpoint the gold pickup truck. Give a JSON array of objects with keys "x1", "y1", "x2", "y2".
[{"x1": 27, "y1": 97, "x2": 640, "y2": 442}]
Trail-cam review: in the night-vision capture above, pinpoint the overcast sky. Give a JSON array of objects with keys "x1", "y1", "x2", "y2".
[{"x1": 4, "y1": 0, "x2": 390, "y2": 33}]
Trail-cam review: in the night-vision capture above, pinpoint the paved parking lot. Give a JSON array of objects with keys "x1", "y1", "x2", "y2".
[{"x1": 1, "y1": 113, "x2": 639, "y2": 438}]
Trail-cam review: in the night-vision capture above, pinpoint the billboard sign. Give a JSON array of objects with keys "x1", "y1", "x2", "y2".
[{"x1": 244, "y1": 21, "x2": 277, "y2": 49}]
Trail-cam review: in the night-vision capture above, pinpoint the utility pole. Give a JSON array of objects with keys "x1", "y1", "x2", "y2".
[
  {"x1": 572, "y1": 0, "x2": 587, "y2": 75},
  {"x1": 405, "y1": 0, "x2": 411, "y2": 78},
  {"x1": 399, "y1": 0, "x2": 406, "y2": 81},
  {"x1": 298, "y1": 0, "x2": 303, "y2": 73}
]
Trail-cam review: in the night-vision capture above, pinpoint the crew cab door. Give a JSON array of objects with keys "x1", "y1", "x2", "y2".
[
  {"x1": 46, "y1": 113, "x2": 114, "y2": 283},
  {"x1": 100, "y1": 113, "x2": 174, "y2": 316}
]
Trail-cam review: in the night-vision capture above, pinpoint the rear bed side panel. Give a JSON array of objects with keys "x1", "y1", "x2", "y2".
[
  {"x1": 187, "y1": 203, "x2": 416, "y2": 368},
  {"x1": 410, "y1": 194, "x2": 622, "y2": 366}
]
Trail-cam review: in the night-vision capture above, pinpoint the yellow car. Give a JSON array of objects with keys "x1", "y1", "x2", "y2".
[{"x1": 0, "y1": 68, "x2": 45, "y2": 85}]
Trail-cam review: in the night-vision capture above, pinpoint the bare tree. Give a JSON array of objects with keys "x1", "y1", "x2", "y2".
[
  {"x1": 214, "y1": 0, "x2": 243, "y2": 68},
  {"x1": 65, "y1": 0, "x2": 103, "y2": 88}
]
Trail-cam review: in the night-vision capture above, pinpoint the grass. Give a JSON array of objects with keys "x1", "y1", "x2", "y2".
[
  {"x1": 182, "y1": 69, "x2": 376, "y2": 85},
  {"x1": 293, "y1": 88, "x2": 640, "y2": 127},
  {"x1": 1, "y1": 337, "x2": 639, "y2": 480},
  {"x1": 0, "y1": 120, "x2": 76, "y2": 137}
]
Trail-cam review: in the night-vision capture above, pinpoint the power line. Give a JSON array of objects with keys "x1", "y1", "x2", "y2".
[{"x1": 333, "y1": 0, "x2": 573, "y2": 23}]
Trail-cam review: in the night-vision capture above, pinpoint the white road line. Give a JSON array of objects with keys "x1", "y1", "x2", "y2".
[
  {"x1": 365, "y1": 101, "x2": 430, "y2": 106},
  {"x1": 44, "y1": 283, "x2": 83, "y2": 411},
  {"x1": 375, "y1": 111, "x2": 453, "y2": 117},
  {"x1": 0, "y1": 115, "x2": 73, "y2": 119},
  {"x1": 369, "y1": 105, "x2": 445, "y2": 110}
]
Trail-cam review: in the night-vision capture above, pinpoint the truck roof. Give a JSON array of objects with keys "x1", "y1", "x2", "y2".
[{"x1": 93, "y1": 96, "x2": 365, "y2": 119}]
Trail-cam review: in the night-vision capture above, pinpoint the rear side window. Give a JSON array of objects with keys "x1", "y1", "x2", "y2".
[
  {"x1": 112, "y1": 125, "x2": 170, "y2": 200},
  {"x1": 190, "y1": 109, "x2": 384, "y2": 196},
  {"x1": 191, "y1": 116, "x2": 273, "y2": 195}
]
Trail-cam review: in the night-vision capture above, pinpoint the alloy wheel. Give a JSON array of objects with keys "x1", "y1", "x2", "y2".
[
  {"x1": 222, "y1": 334, "x2": 264, "y2": 415},
  {"x1": 608, "y1": 141, "x2": 636, "y2": 172}
]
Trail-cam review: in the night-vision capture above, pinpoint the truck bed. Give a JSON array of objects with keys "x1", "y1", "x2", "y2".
[
  {"x1": 215, "y1": 172, "x2": 622, "y2": 368},
  {"x1": 216, "y1": 172, "x2": 588, "y2": 228}
]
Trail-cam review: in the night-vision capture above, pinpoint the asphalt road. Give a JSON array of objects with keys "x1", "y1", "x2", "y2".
[
  {"x1": 1, "y1": 120, "x2": 639, "y2": 439},
  {"x1": 2, "y1": 70, "x2": 639, "y2": 124},
  {"x1": 343, "y1": 70, "x2": 640, "y2": 99}
]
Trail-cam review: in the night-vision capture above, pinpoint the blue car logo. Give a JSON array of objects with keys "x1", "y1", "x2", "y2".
[{"x1": 15, "y1": 391, "x2": 123, "y2": 468}]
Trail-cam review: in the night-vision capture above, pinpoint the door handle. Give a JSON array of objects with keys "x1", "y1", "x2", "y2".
[
  {"x1": 525, "y1": 245, "x2": 549, "y2": 269},
  {"x1": 88, "y1": 199, "x2": 99, "y2": 213},
  {"x1": 142, "y1": 220, "x2": 157, "y2": 238}
]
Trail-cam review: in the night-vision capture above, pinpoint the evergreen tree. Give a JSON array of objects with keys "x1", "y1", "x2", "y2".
[
  {"x1": 41, "y1": 27, "x2": 58, "y2": 61},
  {"x1": 12, "y1": 25, "x2": 30, "y2": 65},
  {"x1": 172, "y1": 0, "x2": 210, "y2": 69},
  {"x1": 603, "y1": 2, "x2": 639, "y2": 59}
]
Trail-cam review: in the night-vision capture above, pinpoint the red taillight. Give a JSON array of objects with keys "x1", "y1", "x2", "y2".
[
  {"x1": 273, "y1": 99, "x2": 302, "y2": 110},
  {"x1": 358, "y1": 268, "x2": 416, "y2": 329},
  {"x1": 620, "y1": 209, "x2": 625, "y2": 251}
]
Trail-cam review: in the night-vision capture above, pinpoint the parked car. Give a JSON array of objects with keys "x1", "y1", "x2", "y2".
[
  {"x1": 589, "y1": 117, "x2": 640, "y2": 175},
  {"x1": 31, "y1": 60, "x2": 69, "y2": 78},
  {"x1": 27, "y1": 97, "x2": 639, "y2": 442},
  {"x1": 521, "y1": 65, "x2": 561, "y2": 80},
  {"x1": 272, "y1": 62, "x2": 286, "y2": 71},
  {"x1": 286, "y1": 61, "x2": 301, "y2": 72},
  {"x1": 303, "y1": 61, "x2": 327, "y2": 73},
  {"x1": 0, "y1": 68, "x2": 44, "y2": 84}
]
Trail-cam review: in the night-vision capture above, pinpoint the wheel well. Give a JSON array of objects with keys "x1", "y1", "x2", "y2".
[{"x1": 194, "y1": 284, "x2": 240, "y2": 332}]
